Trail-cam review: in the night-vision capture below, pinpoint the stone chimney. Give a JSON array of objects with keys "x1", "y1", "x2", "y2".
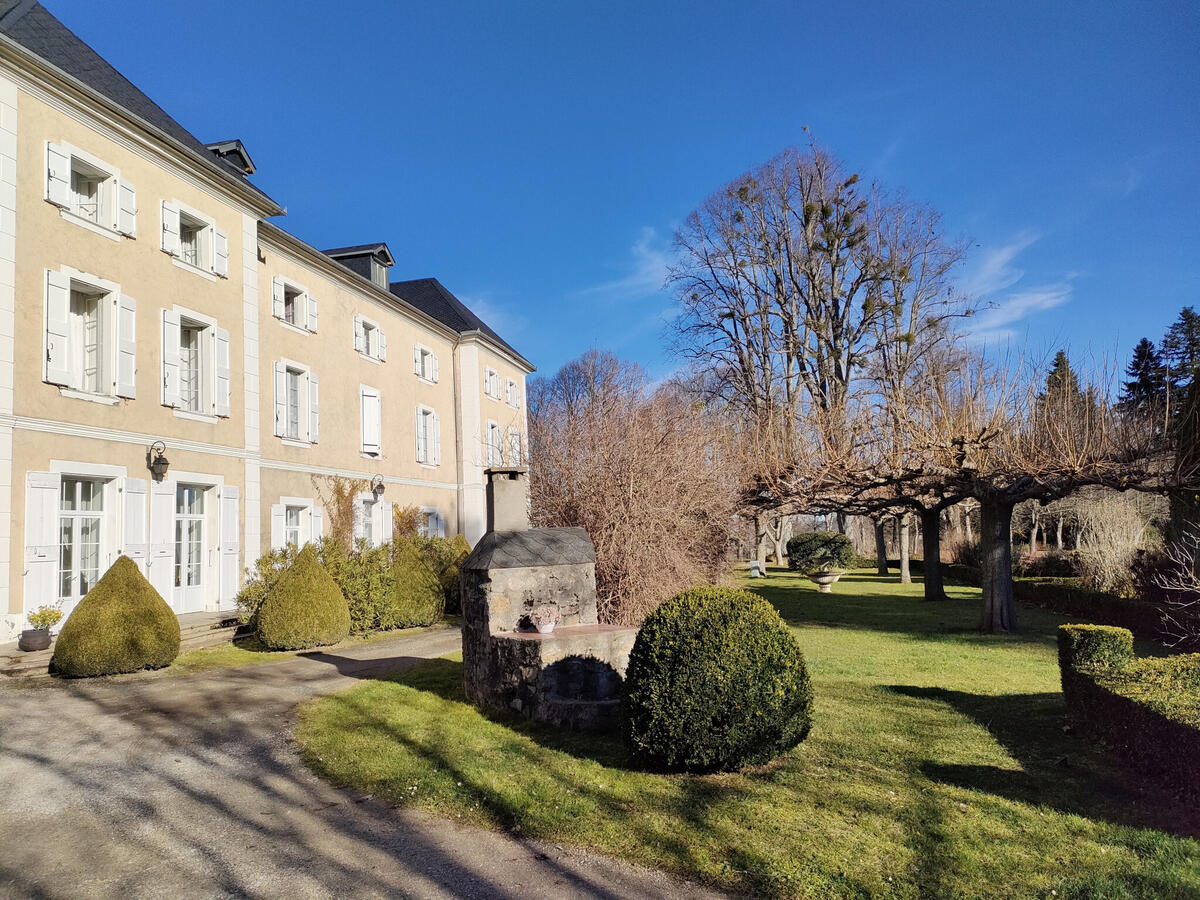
[{"x1": 486, "y1": 467, "x2": 529, "y2": 532}]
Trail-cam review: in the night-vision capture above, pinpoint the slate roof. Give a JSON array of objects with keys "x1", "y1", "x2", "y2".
[
  {"x1": 390, "y1": 277, "x2": 528, "y2": 366},
  {"x1": 0, "y1": 1, "x2": 281, "y2": 213},
  {"x1": 462, "y1": 527, "x2": 596, "y2": 571},
  {"x1": 323, "y1": 242, "x2": 395, "y2": 265}
]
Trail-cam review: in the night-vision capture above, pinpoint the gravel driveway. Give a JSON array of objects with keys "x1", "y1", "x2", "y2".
[{"x1": 0, "y1": 627, "x2": 722, "y2": 899}]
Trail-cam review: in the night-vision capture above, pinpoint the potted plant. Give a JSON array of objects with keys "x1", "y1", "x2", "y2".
[
  {"x1": 803, "y1": 564, "x2": 844, "y2": 594},
  {"x1": 19, "y1": 605, "x2": 63, "y2": 651},
  {"x1": 529, "y1": 605, "x2": 559, "y2": 634}
]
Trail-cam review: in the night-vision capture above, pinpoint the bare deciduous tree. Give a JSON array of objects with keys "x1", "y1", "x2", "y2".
[{"x1": 528, "y1": 351, "x2": 737, "y2": 624}]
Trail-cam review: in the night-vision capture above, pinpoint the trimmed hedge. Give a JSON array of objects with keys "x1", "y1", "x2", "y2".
[
  {"x1": 904, "y1": 559, "x2": 982, "y2": 586},
  {"x1": 1016, "y1": 578, "x2": 1169, "y2": 640},
  {"x1": 1057, "y1": 625, "x2": 1200, "y2": 800},
  {"x1": 52, "y1": 555, "x2": 180, "y2": 677},
  {"x1": 256, "y1": 545, "x2": 351, "y2": 650},
  {"x1": 786, "y1": 532, "x2": 853, "y2": 572},
  {"x1": 385, "y1": 539, "x2": 444, "y2": 629},
  {"x1": 623, "y1": 586, "x2": 813, "y2": 772}
]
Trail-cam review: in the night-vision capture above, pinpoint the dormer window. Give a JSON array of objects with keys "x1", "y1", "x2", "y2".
[
  {"x1": 322, "y1": 243, "x2": 395, "y2": 289},
  {"x1": 372, "y1": 260, "x2": 388, "y2": 289}
]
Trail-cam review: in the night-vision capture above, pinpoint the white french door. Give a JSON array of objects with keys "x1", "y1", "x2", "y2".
[
  {"x1": 57, "y1": 476, "x2": 109, "y2": 619},
  {"x1": 173, "y1": 484, "x2": 208, "y2": 613}
]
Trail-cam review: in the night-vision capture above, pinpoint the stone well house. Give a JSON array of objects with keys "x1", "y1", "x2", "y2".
[{"x1": 0, "y1": 2, "x2": 532, "y2": 639}]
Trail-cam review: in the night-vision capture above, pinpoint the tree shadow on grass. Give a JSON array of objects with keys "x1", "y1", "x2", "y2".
[{"x1": 884, "y1": 684, "x2": 1200, "y2": 838}]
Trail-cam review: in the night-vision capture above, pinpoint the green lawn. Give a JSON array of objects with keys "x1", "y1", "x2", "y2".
[{"x1": 296, "y1": 570, "x2": 1200, "y2": 898}]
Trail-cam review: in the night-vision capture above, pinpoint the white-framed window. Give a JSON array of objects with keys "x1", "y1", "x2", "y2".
[
  {"x1": 361, "y1": 385, "x2": 382, "y2": 456},
  {"x1": 483, "y1": 367, "x2": 502, "y2": 400},
  {"x1": 507, "y1": 427, "x2": 522, "y2": 466},
  {"x1": 43, "y1": 267, "x2": 137, "y2": 400},
  {"x1": 418, "y1": 506, "x2": 445, "y2": 538},
  {"x1": 486, "y1": 420, "x2": 503, "y2": 467},
  {"x1": 354, "y1": 315, "x2": 387, "y2": 361},
  {"x1": 273, "y1": 360, "x2": 319, "y2": 444},
  {"x1": 161, "y1": 200, "x2": 228, "y2": 278},
  {"x1": 413, "y1": 344, "x2": 439, "y2": 382},
  {"x1": 45, "y1": 141, "x2": 136, "y2": 237},
  {"x1": 505, "y1": 377, "x2": 521, "y2": 408},
  {"x1": 161, "y1": 306, "x2": 231, "y2": 418},
  {"x1": 415, "y1": 405, "x2": 441, "y2": 466},
  {"x1": 174, "y1": 484, "x2": 205, "y2": 589},
  {"x1": 58, "y1": 475, "x2": 108, "y2": 602},
  {"x1": 272, "y1": 277, "x2": 318, "y2": 333},
  {"x1": 270, "y1": 497, "x2": 324, "y2": 550},
  {"x1": 353, "y1": 493, "x2": 394, "y2": 547}
]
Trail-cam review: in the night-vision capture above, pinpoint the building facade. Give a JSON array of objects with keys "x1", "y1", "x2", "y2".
[{"x1": 0, "y1": 2, "x2": 532, "y2": 639}]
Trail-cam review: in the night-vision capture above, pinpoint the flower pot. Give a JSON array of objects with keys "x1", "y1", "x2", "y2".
[
  {"x1": 18, "y1": 628, "x2": 51, "y2": 652},
  {"x1": 806, "y1": 572, "x2": 842, "y2": 594},
  {"x1": 535, "y1": 622, "x2": 556, "y2": 634}
]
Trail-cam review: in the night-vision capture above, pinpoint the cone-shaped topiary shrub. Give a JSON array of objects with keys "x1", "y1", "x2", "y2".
[
  {"x1": 623, "y1": 586, "x2": 813, "y2": 772},
  {"x1": 421, "y1": 533, "x2": 471, "y2": 615},
  {"x1": 384, "y1": 539, "x2": 444, "y2": 629},
  {"x1": 256, "y1": 544, "x2": 350, "y2": 650},
  {"x1": 52, "y1": 555, "x2": 181, "y2": 677}
]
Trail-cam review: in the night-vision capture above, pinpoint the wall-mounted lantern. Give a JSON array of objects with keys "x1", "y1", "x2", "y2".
[
  {"x1": 147, "y1": 441, "x2": 170, "y2": 481},
  {"x1": 370, "y1": 475, "x2": 385, "y2": 495}
]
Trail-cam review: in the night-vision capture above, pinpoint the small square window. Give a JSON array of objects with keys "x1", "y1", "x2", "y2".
[
  {"x1": 70, "y1": 160, "x2": 110, "y2": 225},
  {"x1": 283, "y1": 285, "x2": 303, "y2": 326}
]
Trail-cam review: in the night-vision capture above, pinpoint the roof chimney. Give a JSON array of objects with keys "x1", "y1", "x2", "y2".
[{"x1": 486, "y1": 467, "x2": 529, "y2": 532}]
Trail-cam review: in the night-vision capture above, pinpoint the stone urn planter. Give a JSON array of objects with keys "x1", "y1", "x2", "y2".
[
  {"x1": 806, "y1": 571, "x2": 843, "y2": 593},
  {"x1": 529, "y1": 604, "x2": 559, "y2": 635},
  {"x1": 18, "y1": 628, "x2": 52, "y2": 652}
]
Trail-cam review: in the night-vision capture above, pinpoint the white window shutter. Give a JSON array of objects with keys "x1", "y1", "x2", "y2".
[
  {"x1": 415, "y1": 407, "x2": 427, "y2": 464},
  {"x1": 310, "y1": 507, "x2": 324, "y2": 542},
  {"x1": 378, "y1": 329, "x2": 387, "y2": 362},
  {"x1": 219, "y1": 486, "x2": 240, "y2": 603},
  {"x1": 44, "y1": 269, "x2": 71, "y2": 386},
  {"x1": 213, "y1": 227, "x2": 229, "y2": 278},
  {"x1": 23, "y1": 471, "x2": 61, "y2": 612},
  {"x1": 116, "y1": 294, "x2": 137, "y2": 399},
  {"x1": 160, "y1": 309, "x2": 180, "y2": 407},
  {"x1": 45, "y1": 143, "x2": 70, "y2": 207},
  {"x1": 431, "y1": 353, "x2": 439, "y2": 383},
  {"x1": 118, "y1": 180, "x2": 137, "y2": 236},
  {"x1": 413, "y1": 344, "x2": 422, "y2": 375},
  {"x1": 432, "y1": 411, "x2": 442, "y2": 465},
  {"x1": 214, "y1": 327, "x2": 231, "y2": 417},
  {"x1": 353, "y1": 316, "x2": 366, "y2": 353},
  {"x1": 160, "y1": 201, "x2": 179, "y2": 255},
  {"x1": 273, "y1": 361, "x2": 286, "y2": 436},
  {"x1": 148, "y1": 479, "x2": 176, "y2": 605},
  {"x1": 306, "y1": 295, "x2": 318, "y2": 333},
  {"x1": 308, "y1": 373, "x2": 319, "y2": 443},
  {"x1": 380, "y1": 500, "x2": 394, "y2": 545},
  {"x1": 361, "y1": 388, "x2": 381, "y2": 455},
  {"x1": 271, "y1": 277, "x2": 285, "y2": 319},
  {"x1": 270, "y1": 503, "x2": 285, "y2": 550},
  {"x1": 122, "y1": 477, "x2": 149, "y2": 577}
]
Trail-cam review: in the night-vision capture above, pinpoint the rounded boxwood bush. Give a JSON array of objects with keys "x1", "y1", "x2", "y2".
[
  {"x1": 52, "y1": 555, "x2": 181, "y2": 677},
  {"x1": 623, "y1": 586, "x2": 813, "y2": 772},
  {"x1": 786, "y1": 531, "x2": 853, "y2": 572},
  {"x1": 256, "y1": 544, "x2": 351, "y2": 650}
]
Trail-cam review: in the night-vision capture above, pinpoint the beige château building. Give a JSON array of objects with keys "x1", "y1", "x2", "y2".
[{"x1": 0, "y1": 3, "x2": 533, "y2": 640}]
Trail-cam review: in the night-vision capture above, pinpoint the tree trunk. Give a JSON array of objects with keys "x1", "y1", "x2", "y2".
[
  {"x1": 1055, "y1": 516, "x2": 1064, "y2": 551},
  {"x1": 965, "y1": 508, "x2": 974, "y2": 545},
  {"x1": 979, "y1": 498, "x2": 1017, "y2": 632},
  {"x1": 836, "y1": 511, "x2": 848, "y2": 535},
  {"x1": 874, "y1": 521, "x2": 888, "y2": 575},
  {"x1": 754, "y1": 515, "x2": 768, "y2": 568},
  {"x1": 921, "y1": 507, "x2": 947, "y2": 601},
  {"x1": 899, "y1": 514, "x2": 912, "y2": 584}
]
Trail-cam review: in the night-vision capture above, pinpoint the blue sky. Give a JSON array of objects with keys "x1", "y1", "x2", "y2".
[{"x1": 50, "y1": 0, "x2": 1199, "y2": 381}]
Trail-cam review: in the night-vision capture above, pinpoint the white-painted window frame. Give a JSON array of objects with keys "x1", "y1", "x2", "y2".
[
  {"x1": 272, "y1": 275, "x2": 319, "y2": 334},
  {"x1": 273, "y1": 357, "x2": 319, "y2": 446},
  {"x1": 413, "y1": 343, "x2": 439, "y2": 383},
  {"x1": 45, "y1": 141, "x2": 136, "y2": 240},
  {"x1": 162, "y1": 199, "x2": 227, "y2": 279}
]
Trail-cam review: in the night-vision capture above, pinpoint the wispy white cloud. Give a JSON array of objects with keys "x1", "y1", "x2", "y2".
[
  {"x1": 573, "y1": 227, "x2": 674, "y2": 302},
  {"x1": 458, "y1": 291, "x2": 528, "y2": 338},
  {"x1": 961, "y1": 231, "x2": 1073, "y2": 344}
]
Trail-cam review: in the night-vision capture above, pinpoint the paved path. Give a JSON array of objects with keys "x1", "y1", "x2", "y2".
[{"x1": 0, "y1": 628, "x2": 723, "y2": 899}]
